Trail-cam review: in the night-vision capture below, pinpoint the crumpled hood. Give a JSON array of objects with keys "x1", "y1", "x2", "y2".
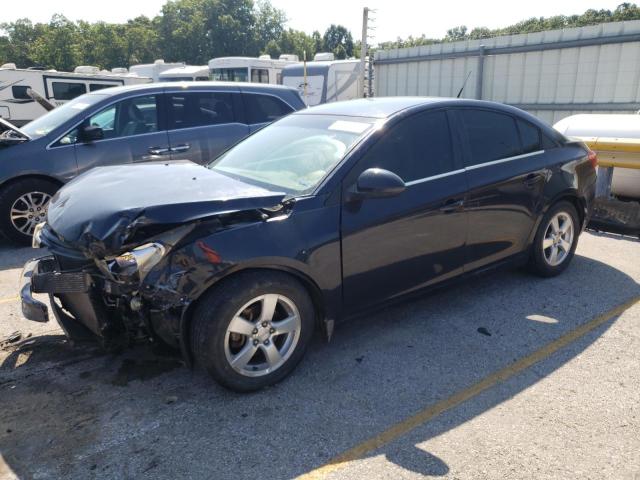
[{"x1": 47, "y1": 161, "x2": 285, "y2": 255}]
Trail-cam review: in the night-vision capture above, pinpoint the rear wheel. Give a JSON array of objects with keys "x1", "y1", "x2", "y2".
[
  {"x1": 528, "y1": 201, "x2": 579, "y2": 277},
  {"x1": 190, "y1": 271, "x2": 315, "y2": 392},
  {"x1": 0, "y1": 178, "x2": 59, "y2": 245}
]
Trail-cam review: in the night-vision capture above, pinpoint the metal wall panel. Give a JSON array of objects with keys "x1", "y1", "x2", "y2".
[{"x1": 375, "y1": 20, "x2": 640, "y2": 123}]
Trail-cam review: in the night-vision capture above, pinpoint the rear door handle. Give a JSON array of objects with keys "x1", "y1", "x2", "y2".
[
  {"x1": 439, "y1": 198, "x2": 464, "y2": 213},
  {"x1": 170, "y1": 144, "x2": 191, "y2": 153},
  {"x1": 523, "y1": 173, "x2": 543, "y2": 187},
  {"x1": 148, "y1": 147, "x2": 170, "y2": 155}
]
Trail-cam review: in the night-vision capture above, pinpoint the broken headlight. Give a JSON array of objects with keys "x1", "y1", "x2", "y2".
[{"x1": 110, "y1": 243, "x2": 166, "y2": 281}]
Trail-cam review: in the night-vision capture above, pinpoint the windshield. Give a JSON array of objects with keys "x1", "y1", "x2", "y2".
[
  {"x1": 209, "y1": 114, "x2": 376, "y2": 194},
  {"x1": 21, "y1": 93, "x2": 109, "y2": 139}
]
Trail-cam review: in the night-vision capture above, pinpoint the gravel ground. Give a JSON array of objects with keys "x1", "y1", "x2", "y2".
[{"x1": 0, "y1": 231, "x2": 638, "y2": 480}]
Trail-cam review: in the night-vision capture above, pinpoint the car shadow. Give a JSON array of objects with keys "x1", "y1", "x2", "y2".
[{"x1": 0, "y1": 253, "x2": 638, "y2": 479}]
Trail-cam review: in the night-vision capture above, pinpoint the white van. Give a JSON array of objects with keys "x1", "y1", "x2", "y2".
[
  {"x1": 0, "y1": 64, "x2": 151, "y2": 126},
  {"x1": 281, "y1": 56, "x2": 363, "y2": 106},
  {"x1": 158, "y1": 65, "x2": 210, "y2": 82},
  {"x1": 208, "y1": 55, "x2": 298, "y2": 85}
]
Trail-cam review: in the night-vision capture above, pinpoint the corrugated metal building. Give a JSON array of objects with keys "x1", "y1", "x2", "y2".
[{"x1": 374, "y1": 20, "x2": 640, "y2": 123}]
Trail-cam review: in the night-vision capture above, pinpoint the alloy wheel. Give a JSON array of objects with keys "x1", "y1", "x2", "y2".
[
  {"x1": 10, "y1": 191, "x2": 51, "y2": 236},
  {"x1": 224, "y1": 293, "x2": 301, "y2": 377},
  {"x1": 542, "y1": 211, "x2": 574, "y2": 267}
]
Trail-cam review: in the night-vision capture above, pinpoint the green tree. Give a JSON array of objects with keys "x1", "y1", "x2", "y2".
[
  {"x1": 262, "y1": 28, "x2": 315, "y2": 60},
  {"x1": 30, "y1": 15, "x2": 81, "y2": 71},
  {"x1": 445, "y1": 25, "x2": 468, "y2": 42},
  {"x1": 254, "y1": 0, "x2": 286, "y2": 51},
  {"x1": 322, "y1": 24, "x2": 353, "y2": 59}
]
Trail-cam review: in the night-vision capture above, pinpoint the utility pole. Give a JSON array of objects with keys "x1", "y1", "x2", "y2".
[{"x1": 360, "y1": 7, "x2": 369, "y2": 98}]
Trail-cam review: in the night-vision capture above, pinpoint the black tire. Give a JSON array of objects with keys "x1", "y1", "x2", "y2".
[
  {"x1": 190, "y1": 271, "x2": 315, "y2": 392},
  {"x1": 0, "y1": 178, "x2": 59, "y2": 245},
  {"x1": 528, "y1": 201, "x2": 580, "y2": 277}
]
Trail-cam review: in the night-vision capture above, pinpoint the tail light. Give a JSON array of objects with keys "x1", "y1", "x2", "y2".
[{"x1": 587, "y1": 149, "x2": 598, "y2": 169}]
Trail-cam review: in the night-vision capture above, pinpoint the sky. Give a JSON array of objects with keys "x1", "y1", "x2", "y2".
[{"x1": 1, "y1": 0, "x2": 629, "y2": 44}]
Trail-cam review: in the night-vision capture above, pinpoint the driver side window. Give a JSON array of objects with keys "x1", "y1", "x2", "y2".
[
  {"x1": 356, "y1": 110, "x2": 455, "y2": 183},
  {"x1": 62, "y1": 95, "x2": 159, "y2": 144}
]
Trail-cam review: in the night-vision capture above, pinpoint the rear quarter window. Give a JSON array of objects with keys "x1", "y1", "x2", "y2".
[{"x1": 517, "y1": 119, "x2": 542, "y2": 154}]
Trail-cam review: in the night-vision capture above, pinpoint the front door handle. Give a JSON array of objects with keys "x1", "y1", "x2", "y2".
[
  {"x1": 523, "y1": 173, "x2": 543, "y2": 188},
  {"x1": 170, "y1": 144, "x2": 191, "y2": 153},
  {"x1": 439, "y1": 198, "x2": 464, "y2": 213},
  {"x1": 148, "y1": 146, "x2": 170, "y2": 155}
]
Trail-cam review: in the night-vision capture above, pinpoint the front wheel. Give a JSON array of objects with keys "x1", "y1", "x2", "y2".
[
  {"x1": 190, "y1": 271, "x2": 315, "y2": 392},
  {"x1": 528, "y1": 201, "x2": 580, "y2": 277},
  {"x1": 0, "y1": 178, "x2": 59, "y2": 245}
]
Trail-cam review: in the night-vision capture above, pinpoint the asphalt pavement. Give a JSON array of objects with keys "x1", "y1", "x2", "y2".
[{"x1": 0, "y1": 231, "x2": 639, "y2": 480}]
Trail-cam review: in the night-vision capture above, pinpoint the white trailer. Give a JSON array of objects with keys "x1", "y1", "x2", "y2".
[
  {"x1": 554, "y1": 114, "x2": 640, "y2": 199},
  {"x1": 208, "y1": 55, "x2": 298, "y2": 85},
  {"x1": 0, "y1": 64, "x2": 151, "y2": 126},
  {"x1": 158, "y1": 65, "x2": 210, "y2": 82},
  {"x1": 281, "y1": 57, "x2": 363, "y2": 106},
  {"x1": 129, "y1": 59, "x2": 185, "y2": 82}
]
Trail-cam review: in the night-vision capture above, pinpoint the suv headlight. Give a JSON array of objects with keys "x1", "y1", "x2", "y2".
[{"x1": 110, "y1": 243, "x2": 166, "y2": 281}]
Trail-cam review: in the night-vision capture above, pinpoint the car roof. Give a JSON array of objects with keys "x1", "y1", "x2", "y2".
[
  {"x1": 294, "y1": 97, "x2": 534, "y2": 119},
  {"x1": 85, "y1": 81, "x2": 298, "y2": 97}
]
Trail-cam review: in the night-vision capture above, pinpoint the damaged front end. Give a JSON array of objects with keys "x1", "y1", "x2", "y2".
[
  {"x1": 20, "y1": 162, "x2": 289, "y2": 353},
  {"x1": 21, "y1": 222, "x2": 197, "y2": 350}
]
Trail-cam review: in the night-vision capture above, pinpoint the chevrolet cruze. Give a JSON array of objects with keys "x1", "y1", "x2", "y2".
[{"x1": 20, "y1": 97, "x2": 597, "y2": 391}]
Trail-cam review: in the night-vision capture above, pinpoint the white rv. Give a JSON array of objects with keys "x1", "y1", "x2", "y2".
[
  {"x1": 129, "y1": 59, "x2": 185, "y2": 82},
  {"x1": 158, "y1": 65, "x2": 210, "y2": 82},
  {"x1": 0, "y1": 64, "x2": 151, "y2": 126},
  {"x1": 208, "y1": 55, "x2": 298, "y2": 85},
  {"x1": 281, "y1": 54, "x2": 363, "y2": 106}
]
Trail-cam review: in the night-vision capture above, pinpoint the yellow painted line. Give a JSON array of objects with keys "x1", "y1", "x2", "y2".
[
  {"x1": 298, "y1": 295, "x2": 640, "y2": 480},
  {"x1": 0, "y1": 296, "x2": 18, "y2": 305}
]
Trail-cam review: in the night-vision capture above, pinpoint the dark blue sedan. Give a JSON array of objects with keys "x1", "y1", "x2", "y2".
[{"x1": 21, "y1": 97, "x2": 596, "y2": 391}]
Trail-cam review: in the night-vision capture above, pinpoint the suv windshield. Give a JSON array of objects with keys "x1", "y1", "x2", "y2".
[
  {"x1": 21, "y1": 93, "x2": 109, "y2": 139},
  {"x1": 209, "y1": 114, "x2": 376, "y2": 194}
]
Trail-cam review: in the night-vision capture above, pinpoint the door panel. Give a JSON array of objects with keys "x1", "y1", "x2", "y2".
[
  {"x1": 456, "y1": 109, "x2": 548, "y2": 271},
  {"x1": 340, "y1": 109, "x2": 468, "y2": 312},
  {"x1": 342, "y1": 174, "x2": 468, "y2": 311},
  {"x1": 75, "y1": 131, "x2": 171, "y2": 173},
  {"x1": 167, "y1": 91, "x2": 249, "y2": 164},
  {"x1": 168, "y1": 124, "x2": 249, "y2": 164}
]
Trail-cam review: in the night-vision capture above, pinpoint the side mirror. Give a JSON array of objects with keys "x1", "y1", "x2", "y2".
[
  {"x1": 351, "y1": 168, "x2": 406, "y2": 200},
  {"x1": 79, "y1": 125, "x2": 104, "y2": 142}
]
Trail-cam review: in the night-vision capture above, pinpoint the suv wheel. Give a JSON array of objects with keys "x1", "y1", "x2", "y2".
[
  {"x1": 528, "y1": 201, "x2": 580, "y2": 277},
  {"x1": 190, "y1": 271, "x2": 315, "y2": 392},
  {"x1": 0, "y1": 178, "x2": 59, "y2": 245}
]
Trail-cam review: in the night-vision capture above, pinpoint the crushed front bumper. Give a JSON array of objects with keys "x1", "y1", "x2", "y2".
[{"x1": 20, "y1": 256, "x2": 96, "y2": 340}]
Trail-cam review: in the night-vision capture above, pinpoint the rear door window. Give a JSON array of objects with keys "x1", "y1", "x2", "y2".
[
  {"x1": 517, "y1": 119, "x2": 542, "y2": 154},
  {"x1": 52, "y1": 82, "x2": 87, "y2": 101},
  {"x1": 243, "y1": 94, "x2": 293, "y2": 124},
  {"x1": 168, "y1": 92, "x2": 236, "y2": 129},
  {"x1": 358, "y1": 110, "x2": 456, "y2": 182},
  {"x1": 459, "y1": 109, "x2": 522, "y2": 166}
]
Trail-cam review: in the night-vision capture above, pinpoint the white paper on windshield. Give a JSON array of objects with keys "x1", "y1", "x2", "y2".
[
  {"x1": 328, "y1": 120, "x2": 370, "y2": 134},
  {"x1": 71, "y1": 103, "x2": 91, "y2": 110}
]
